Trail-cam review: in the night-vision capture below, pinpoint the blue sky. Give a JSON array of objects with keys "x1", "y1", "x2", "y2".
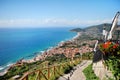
[{"x1": 0, "y1": 0, "x2": 120, "y2": 27}]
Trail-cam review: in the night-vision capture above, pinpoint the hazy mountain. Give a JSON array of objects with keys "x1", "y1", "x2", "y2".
[
  {"x1": 83, "y1": 23, "x2": 112, "y2": 38},
  {"x1": 84, "y1": 23, "x2": 112, "y2": 33},
  {"x1": 70, "y1": 28, "x2": 83, "y2": 32},
  {"x1": 71, "y1": 23, "x2": 120, "y2": 39}
]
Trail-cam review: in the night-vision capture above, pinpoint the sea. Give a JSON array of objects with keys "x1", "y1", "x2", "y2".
[{"x1": 0, "y1": 27, "x2": 76, "y2": 72}]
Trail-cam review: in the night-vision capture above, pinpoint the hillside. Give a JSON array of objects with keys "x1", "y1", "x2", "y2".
[
  {"x1": 70, "y1": 28, "x2": 83, "y2": 32},
  {"x1": 84, "y1": 23, "x2": 112, "y2": 32},
  {"x1": 71, "y1": 23, "x2": 120, "y2": 39},
  {"x1": 83, "y1": 23, "x2": 112, "y2": 38}
]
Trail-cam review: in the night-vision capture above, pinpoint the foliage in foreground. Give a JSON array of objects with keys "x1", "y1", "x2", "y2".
[
  {"x1": 0, "y1": 54, "x2": 67, "y2": 80},
  {"x1": 99, "y1": 41, "x2": 120, "y2": 79},
  {"x1": 27, "y1": 62, "x2": 75, "y2": 80},
  {"x1": 83, "y1": 64, "x2": 99, "y2": 80},
  {"x1": 105, "y1": 56, "x2": 120, "y2": 80},
  {"x1": 0, "y1": 52, "x2": 92, "y2": 80}
]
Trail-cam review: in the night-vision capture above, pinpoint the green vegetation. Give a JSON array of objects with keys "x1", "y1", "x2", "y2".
[
  {"x1": 0, "y1": 51, "x2": 93, "y2": 80},
  {"x1": 22, "y1": 57, "x2": 80, "y2": 80},
  {"x1": 0, "y1": 54, "x2": 82, "y2": 80},
  {"x1": 105, "y1": 56, "x2": 120, "y2": 80},
  {"x1": 70, "y1": 28, "x2": 83, "y2": 32},
  {"x1": 99, "y1": 41, "x2": 120, "y2": 79},
  {"x1": 45, "y1": 54, "x2": 68, "y2": 65},
  {"x1": 82, "y1": 52, "x2": 93, "y2": 60},
  {"x1": 0, "y1": 54, "x2": 66, "y2": 79},
  {"x1": 0, "y1": 60, "x2": 43, "y2": 80},
  {"x1": 83, "y1": 64, "x2": 99, "y2": 80}
]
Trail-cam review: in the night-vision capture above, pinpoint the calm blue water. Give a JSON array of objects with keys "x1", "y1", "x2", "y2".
[{"x1": 0, "y1": 27, "x2": 76, "y2": 71}]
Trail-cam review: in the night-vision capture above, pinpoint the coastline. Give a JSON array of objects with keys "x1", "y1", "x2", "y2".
[
  {"x1": 21, "y1": 32, "x2": 80, "y2": 63},
  {"x1": 0, "y1": 32, "x2": 79, "y2": 76}
]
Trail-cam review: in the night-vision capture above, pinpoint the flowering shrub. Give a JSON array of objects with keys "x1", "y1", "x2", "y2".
[
  {"x1": 99, "y1": 41, "x2": 120, "y2": 79},
  {"x1": 99, "y1": 41, "x2": 120, "y2": 56}
]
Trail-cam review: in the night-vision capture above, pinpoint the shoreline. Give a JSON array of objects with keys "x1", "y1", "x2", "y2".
[
  {"x1": 21, "y1": 32, "x2": 80, "y2": 63},
  {"x1": 0, "y1": 32, "x2": 79, "y2": 76}
]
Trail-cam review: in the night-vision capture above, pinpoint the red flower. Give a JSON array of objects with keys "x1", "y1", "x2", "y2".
[
  {"x1": 113, "y1": 44, "x2": 119, "y2": 49},
  {"x1": 102, "y1": 41, "x2": 112, "y2": 49}
]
